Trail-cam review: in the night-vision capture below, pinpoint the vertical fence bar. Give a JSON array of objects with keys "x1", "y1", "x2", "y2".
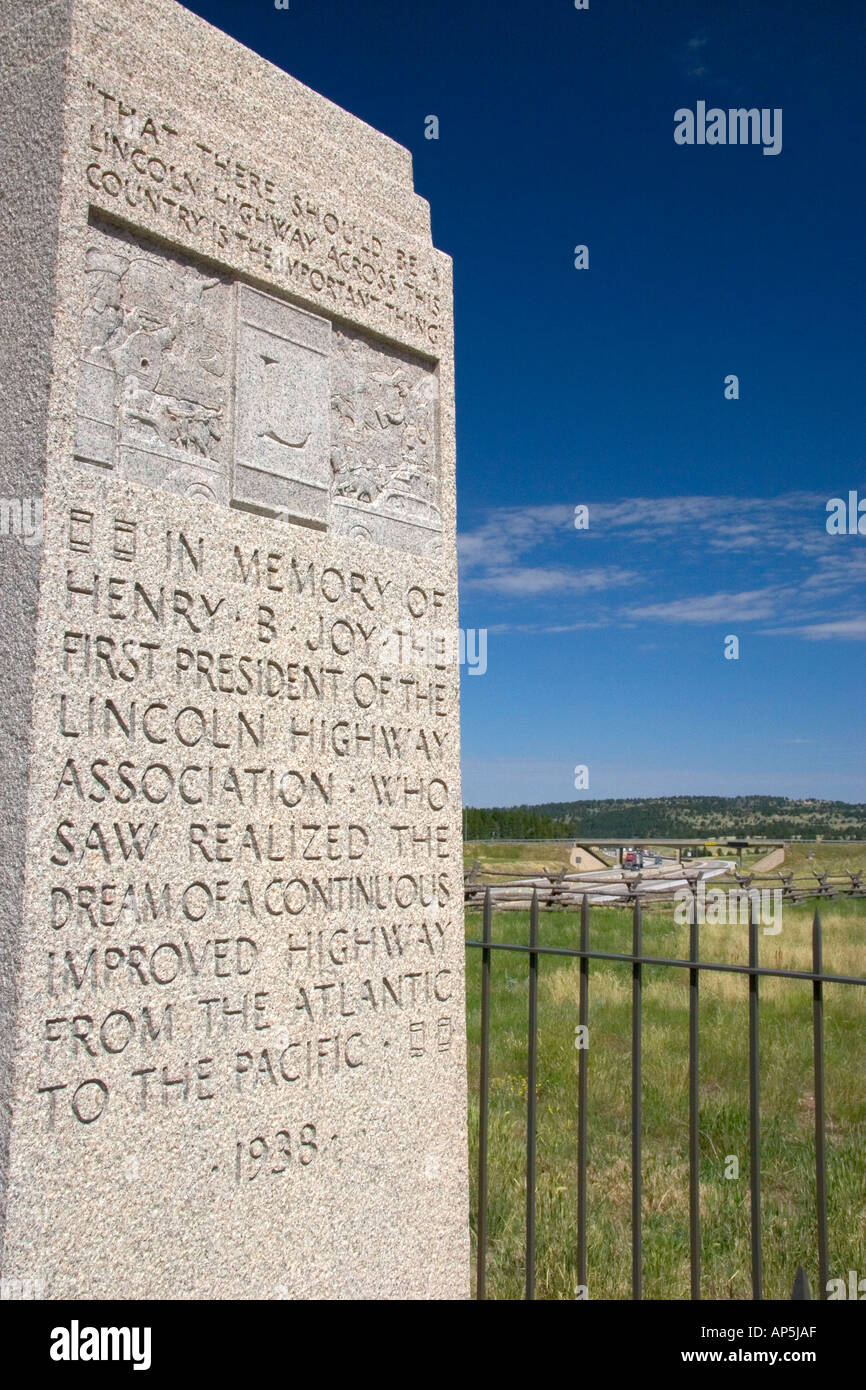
[
  {"x1": 689, "y1": 906, "x2": 701, "y2": 1300},
  {"x1": 632, "y1": 900, "x2": 643, "y2": 1300},
  {"x1": 749, "y1": 904, "x2": 763, "y2": 1300},
  {"x1": 812, "y1": 909, "x2": 829, "y2": 1300},
  {"x1": 577, "y1": 892, "x2": 589, "y2": 1293},
  {"x1": 476, "y1": 887, "x2": 492, "y2": 1300},
  {"x1": 526, "y1": 889, "x2": 539, "y2": 1300}
]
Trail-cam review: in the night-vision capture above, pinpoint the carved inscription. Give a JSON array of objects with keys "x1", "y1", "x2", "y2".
[
  {"x1": 83, "y1": 84, "x2": 444, "y2": 350},
  {"x1": 76, "y1": 223, "x2": 442, "y2": 556},
  {"x1": 36, "y1": 503, "x2": 460, "y2": 1178}
]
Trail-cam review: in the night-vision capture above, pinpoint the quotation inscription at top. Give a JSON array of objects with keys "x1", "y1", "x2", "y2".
[{"x1": 83, "y1": 84, "x2": 444, "y2": 350}]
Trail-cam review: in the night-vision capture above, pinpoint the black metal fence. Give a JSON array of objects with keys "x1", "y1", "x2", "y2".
[{"x1": 466, "y1": 887, "x2": 866, "y2": 1301}]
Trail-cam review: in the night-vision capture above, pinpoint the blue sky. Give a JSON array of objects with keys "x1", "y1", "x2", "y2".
[{"x1": 186, "y1": 0, "x2": 866, "y2": 805}]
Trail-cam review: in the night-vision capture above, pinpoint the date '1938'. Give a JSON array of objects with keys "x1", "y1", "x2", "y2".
[{"x1": 235, "y1": 1123, "x2": 335, "y2": 1181}]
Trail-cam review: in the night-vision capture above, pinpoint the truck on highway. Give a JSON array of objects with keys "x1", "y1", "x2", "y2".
[{"x1": 623, "y1": 848, "x2": 663, "y2": 869}]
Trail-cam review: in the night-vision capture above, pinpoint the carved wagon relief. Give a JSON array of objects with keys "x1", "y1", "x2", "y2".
[
  {"x1": 75, "y1": 222, "x2": 442, "y2": 556},
  {"x1": 77, "y1": 223, "x2": 232, "y2": 504}
]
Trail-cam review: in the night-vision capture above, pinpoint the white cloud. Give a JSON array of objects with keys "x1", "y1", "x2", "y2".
[
  {"x1": 626, "y1": 587, "x2": 786, "y2": 624},
  {"x1": 485, "y1": 618, "x2": 616, "y2": 635},
  {"x1": 457, "y1": 504, "x2": 572, "y2": 572},
  {"x1": 459, "y1": 492, "x2": 830, "y2": 571},
  {"x1": 768, "y1": 616, "x2": 866, "y2": 641},
  {"x1": 466, "y1": 564, "x2": 637, "y2": 597},
  {"x1": 458, "y1": 492, "x2": 865, "y2": 638}
]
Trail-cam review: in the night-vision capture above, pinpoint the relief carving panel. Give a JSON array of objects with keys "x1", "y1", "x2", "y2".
[
  {"x1": 75, "y1": 222, "x2": 441, "y2": 554},
  {"x1": 234, "y1": 285, "x2": 331, "y2": 526},
  {"x1": 77, "y1": 224, "x2": 233, "y2": 503},
  {"x1": 330, "y1": 327, "x2": 441, "y2": 554}
]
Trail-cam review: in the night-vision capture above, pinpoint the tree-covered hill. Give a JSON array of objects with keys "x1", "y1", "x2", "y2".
[{"x1": 462, "y1": 797, "x2": 866, "y2": 841}]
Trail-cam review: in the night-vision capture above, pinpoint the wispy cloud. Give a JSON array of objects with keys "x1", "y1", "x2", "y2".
[
  {"x1": 766, "y1": 616, "x2": 866, "y2": 641},
  {"x1": 627, "y1": 587, "x2": 788, "y2": 624},
  {"x1": 458, "y1": 491, "x2": 865, "y2": 640},
  {"x1": 466, "y1": 564, "x2": 637, "y2": 597},
  {"x1": 590, "y1": 491, "x2": 829, "y2": 554},
  {"x1": 801, "y1": 548, "x2": 866, "y2": 593},
  {"x1": 679, "y1": 33, "x2": 709, "y2": 80},
  {"x1": 487, "y1": 618, "x2": 614, "y2": 635},
  {"x1": 457, "y1": 504, "x2": 572, "y2": 572},
  {"x1": 458, "y1": 491, "x2": 831, "y2": 575}
]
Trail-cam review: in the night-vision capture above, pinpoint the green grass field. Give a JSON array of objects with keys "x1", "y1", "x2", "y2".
[
  {"x1": 463, "y1": 839, "x2": 576, "y2": 877},
  {"x1": 464, "y1": 888, "x2": 866, "y2": 1300}
]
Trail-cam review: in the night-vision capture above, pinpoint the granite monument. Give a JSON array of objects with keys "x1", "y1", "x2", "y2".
[{"x1": 0, "y1": 0, "x2": 467, "y2": 1299}]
